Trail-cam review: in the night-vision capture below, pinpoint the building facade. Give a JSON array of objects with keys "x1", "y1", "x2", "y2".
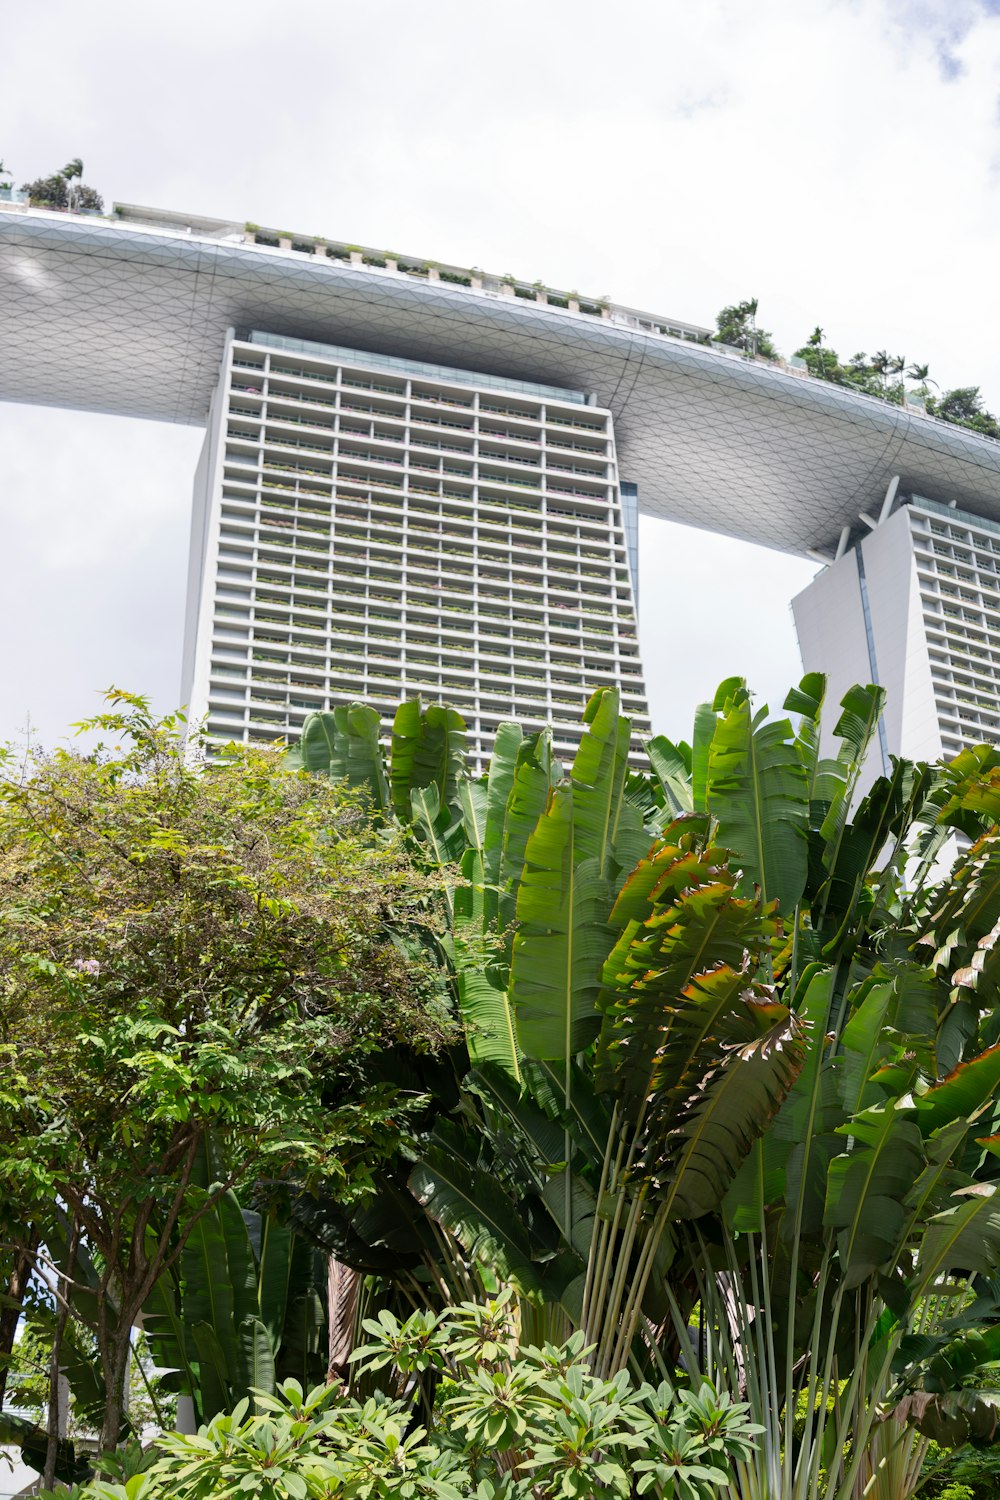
[
  {"x1": 181, "y1": 331, "x2": 650, "y2": 767},
  {"x1": 12, "y1": 200, "x2": 1000, "y2": 764},
  {"x1": 793, "y1": 491, "x2": 1000, "y2": 775}
]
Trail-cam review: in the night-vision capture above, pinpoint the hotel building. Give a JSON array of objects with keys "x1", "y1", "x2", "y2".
[
  {"x1": 183, "y1": 331, "x2": 648, "y2": 767},
  {"x1": 7, "y1": 195, "x2": 1000, "y2": 768}
]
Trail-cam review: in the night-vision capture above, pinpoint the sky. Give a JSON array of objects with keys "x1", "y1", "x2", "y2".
[{"x1": 4, "y1": 0, "x2": 1000, "y2": 749}]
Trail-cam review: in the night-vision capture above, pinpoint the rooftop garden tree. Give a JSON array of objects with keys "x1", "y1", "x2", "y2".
[
  {"x1": 714, "y1": 297, "x2": 779, "y2": 359},
  {"x1": 0, "y1": 692, "x2": 451, "y2": 1455},
  {"x1": 927, "y1": 385, "x2": 1000, "y2": 440},
  {"x1": 20, "y1": 158, "x2": 103, "y2": 213}
]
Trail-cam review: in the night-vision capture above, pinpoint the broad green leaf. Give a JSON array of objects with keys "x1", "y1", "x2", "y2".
[
  {"x1": 646, "y1": 735, "x2": 693, "y2": 815},
  {"x1": 690, "y1": 701, "x2": 717, "y2": 814},
  {"x1": 818, "y1": 682, "x2": 886, "y2": 875},
  {"x1": 482, "y1": 721, "x2": 524, "y2": 927},
  {"x1": 916, "y1": 1184, "x2": 1000, "y2": 1290},
  {"x1": 571, "y1": 687, "x2": 631, "y2": 875},
  {"x1": 390, "y1": 698, "x2": 467, "y2": 821},
  {"x1": 409, "y1": 1128, "x2": 548, "y2": 1296},
  {"x1": 915, "y1": 1043, "x2": 1000, "y2": 1133},
  {"x1": 510, "y1": 785, "x2": 611, "y2": 1061},
  {"x1": 239, "y1": 1316, "x2": 276, "y2": 1409},
  {"x1": 824, "y1": 1101, "x2": 926, "y2": 1287},
  {"x1": 298, "y1": 704, "x2": 389, "y2": 812},
  {"x1": 257, "y1": 1214, "x2": 294, "y2": 1350},
  {"x1": 662, "y1": 1015, "x2": 805, "y2": 1219},
  {"x1": 784, "y1": 671, "x2": 827, "y2": 803},
  {"x1": 498, "y1": 730, "x2": 556, "y2": 936},
  {"x1": 706, "y1": 695, "x2": 808, "y2": 913},
  {"x1": 599, "y1": 845, "x2": 773, "y2": 1116}
]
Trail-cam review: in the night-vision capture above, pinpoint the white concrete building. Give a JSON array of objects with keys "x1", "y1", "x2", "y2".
[
  {"x1": 793, "y1": 490, "x2": 1000, "y2": 773},
  {"x1": 10, "y1": 198, "x2": 1000, "y2": 762},
  {"x1": 182, "y1": 332, "x2": 648, "y2": 766}
]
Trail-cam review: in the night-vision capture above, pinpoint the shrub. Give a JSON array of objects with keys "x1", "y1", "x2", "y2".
[{"x1": 50, "y1": 1295, "x2": 759, "y2": 1499}]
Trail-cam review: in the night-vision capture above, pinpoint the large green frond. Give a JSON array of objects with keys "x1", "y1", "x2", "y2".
[
  {"x1": 706, "y1": 692, "x2": 808, "y2": 913},
  {"x1": 297, "y1": 704, "x2": 390, "y2": 812},
  {"x1": 390, "y1": 697, "x2": 468, "y2": 821},
  {"x1": 824, "y1": 1101, "x2": 927, "y2": 1287},
  {"x1": 661, "y1": 1013, "x2": 806, "y2": 1219},
  {"x1": 510, "y1": 784, "x2": 611, "y2": 1061}
]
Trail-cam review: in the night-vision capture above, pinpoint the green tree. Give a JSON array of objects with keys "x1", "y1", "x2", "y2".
[
  {"x1": 794, "y1": 327, "x2": 845, "y2": 384},
  {"x1": 21, "y1": 172, "x2": 68, "y2": 209},
  {"x1": 0, "y1": 692, "x2": 450, "y2": 1451},
  {"x1": 928, "y1": 386, "x2": 1000, "y2": 439},
  {"x1": 20, "y1": 158, "x2": 103, "y2": 213},
  {"x1": 714, "y1": 298, "x2": 779, "y2": 360}
]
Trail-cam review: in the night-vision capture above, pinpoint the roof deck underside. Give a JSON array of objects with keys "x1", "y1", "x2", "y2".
[{"x1": 4, "y1": 213, "x2": 1000, "y2": 556}]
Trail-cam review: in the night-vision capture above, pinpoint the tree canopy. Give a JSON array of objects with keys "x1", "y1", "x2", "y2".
[{"x1": 0, "y1": 692, "x2": 451, "y2": 1449}]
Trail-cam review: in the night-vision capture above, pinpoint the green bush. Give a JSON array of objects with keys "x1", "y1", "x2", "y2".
[{"x1": 51, "y1": 1295, "x2": 759, "y2": 1499}]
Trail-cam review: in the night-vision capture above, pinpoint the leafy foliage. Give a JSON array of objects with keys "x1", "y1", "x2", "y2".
[
  {"x1": 51, "y1": 1298, "x2": 759, "y2": 1500},
  {"x1": 0, "y1": 692, "x2": 450, "y2": 1447}
]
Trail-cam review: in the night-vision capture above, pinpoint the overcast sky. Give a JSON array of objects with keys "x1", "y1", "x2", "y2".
[{"x1": 4, "y1": 0, "x2": 1000, "y2": 749}]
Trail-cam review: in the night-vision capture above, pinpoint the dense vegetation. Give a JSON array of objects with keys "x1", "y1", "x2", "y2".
[
  {"x1": 6, "y1": 680, "x2": 1000, "y2": 1496},
  {"x1": 714, "y1": 300, "x2": 1000, "y2": 440},
  {"x1": 11, "y1": 156, "x2": 104, "y2": 213}
]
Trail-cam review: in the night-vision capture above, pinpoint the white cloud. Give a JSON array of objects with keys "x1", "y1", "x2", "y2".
[{"x1": 3, "y1": 0, "x2": 1000, "y2": 741}]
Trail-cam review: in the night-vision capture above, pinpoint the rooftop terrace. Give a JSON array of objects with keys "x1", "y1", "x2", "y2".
[{"x1": 4, "y1": 195, "x2": 1000, "y2": 556}]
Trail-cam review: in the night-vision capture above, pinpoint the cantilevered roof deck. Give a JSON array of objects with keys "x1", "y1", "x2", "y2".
[{"x1": 4, "y1": 199, "x2": 1000, "y2": 557}]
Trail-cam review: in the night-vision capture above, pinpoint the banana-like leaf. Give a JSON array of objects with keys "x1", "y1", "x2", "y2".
[
  {"x1": 498, "y1": 731, "x2": 555, "y2": 936},
  {"x1": 409, "y1": 1131, "x2": 549, "y2": 1296},
  {"x1": 522, "y1": 1058, "x2": 612, "y2": 1171},
  {"x1": 297, "y1": 704, "x2": 389, "y2": 812},
  {"x1": 481, "y1": 722, "x2": 523, "y2": 928},
  {"x1": 784, "y1": 672, "x2": 826, "y2": 795},
  {"x1": 824, "y1": 1101, "x2": 927, "y2": 1287},
  {"x1": 190, "y1": 1321, "x2": 234, "y2": 1423},
  {"x1": 256, "y1": 1214, "x2": 294, "y2": 1350},
  {"x1": 915, "y1": 1043, "x2": 1000, "y2": 1133},
  {"x1": 468, "y1": 1067, "x2": 598, "y2": 1257},
  {"x1": 570, "y1": 688, "x2": 636, "y2": 878},
  {"x1": 598, "y1": 842, "x2": 774, "y2": 1116},
  {"x1": 838, "y1": 974, "x2": 911, "y2": 1117},
  {"x1": 239, "y1": 1315, "x2": 276, "y2": 1408},
  {"x1": 410, "y1": 783, "x2": 467, "y2": 870},
  {"x1": 510, "y1": 784, "x2": 611, "y2": 1060},
  {"x1": 276, "y1": 1239, "x2": 326, "y2": 1387},
  {"x1": 706, "y1": 692, "x2": 808, "y2": 913},
  {"x1": 216, "y1": 1190, "x2": 260, "y2": 1337},
  {"x1": 390, "y1": 698, "x2": 467, "y2": 822},
  {"x1": 818, "y1": 759, "x2": 932, "y2": 938},
  {"x1": 453, "y1": 846, "x2": 521, "y2": 1079},
  {"x1": 818, "y1": 681, "x2": 886, "y2": 869},
  {"x1": 735, "y1": 964, "x2": 837, "y2": 1239},
  {"x1": 916, "y1": 1184, "x2": 1000, "y2": 1291},
  {"x1": 661, "y1": 1014, "x2": 806, "y2": 1219},
  {"x1": 690, "y1": 700, "x2": 719, "y2": 814},
  {"x1": 646, "y1": 735, "x2": 693, "y2": 815},
  {"x1": 459, "y1": 778, "x2": 487, "y2": 855},
  {"x1": 179, "y1": 1199, "x2": 241, "y2": 1377}
]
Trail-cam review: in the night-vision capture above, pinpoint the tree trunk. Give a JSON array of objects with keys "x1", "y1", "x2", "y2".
[
  {"x1": 0, "y1": 1234, "x2": 37, "y2": 1411},
  {"x1": 326, "y1": 1257, "x2": 361, "y2": 1385},
  {"x1": 43, "y1": 1218, "x2": 79, "y2": 1490},
  {"x1": 98, "y1": 1331, "x2": 133, "y2": 1453}
]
